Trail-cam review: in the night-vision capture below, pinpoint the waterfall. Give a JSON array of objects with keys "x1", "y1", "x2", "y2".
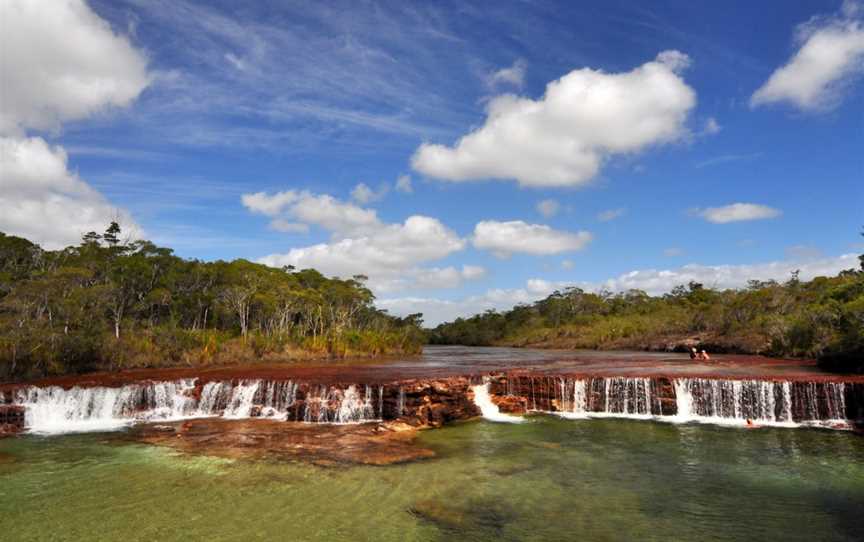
[
  {"x1": 528, "y1": 376, "x2": 855, "y2": 429},
  {"x1": 553, "y1": 377, "x2": 655, "y2": 420},
  {"x1": 14, "y1": 380, "x2": 199, "y2": 434},
  {"x1": 10, "y1": 379, "x2": 382, "y2": 434},
  {"x1": 674, "y1": 379, "x2": 848, "y2": 427},
  {"x1": 397, "y1": 387, "x2": 406, "y2": 417},
  {"x1": 301, "y1": 384, "x2": 379, "y2": 424},
  {"x1": 471, "y1": 382, "x2": 523, "y2": 423}
]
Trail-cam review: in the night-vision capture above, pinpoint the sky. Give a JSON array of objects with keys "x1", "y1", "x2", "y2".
[{"x1": 1, "y1": 0, "x2": 862, "y2": 326}]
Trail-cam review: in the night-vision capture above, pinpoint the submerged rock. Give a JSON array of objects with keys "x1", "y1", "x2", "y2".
[
  {"x1": 127, "y1": 418, "x2": 436, "y2": 466},
  {"x1": 0, "y1": 405, "x2": 24, "y2": 437}
]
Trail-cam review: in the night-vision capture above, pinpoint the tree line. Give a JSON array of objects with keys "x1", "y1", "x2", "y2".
[
  {"x1": 430, "y1": 237, "x2": 864, "y2": 373},
  {"x1": 0, "y1": 225, "x2": 424, "y2": 381}
]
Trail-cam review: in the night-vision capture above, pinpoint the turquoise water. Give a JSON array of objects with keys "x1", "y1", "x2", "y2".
[{"x1": 2, "y1": 418, "x2": 863, "y2": 541}]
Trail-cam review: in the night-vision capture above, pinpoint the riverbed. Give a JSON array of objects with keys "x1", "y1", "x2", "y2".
[
  {"x1": 2, "y1": 417, "x2": 863, "y2": 541},
  {"x1": 2, "y1": 346, "x2": 863, "y2": 541}
]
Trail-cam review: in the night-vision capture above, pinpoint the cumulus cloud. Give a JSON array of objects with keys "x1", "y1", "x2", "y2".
[
  {"x1": 395, "y1": 174, "x2": 413, "y2": 194},
  {"x1": 242, "y1": 190, "x2": 380, "y2": 236},
  {"x1": 695, "y1": 203, "x2": 782, "y2": 224},
  {"x1": 412, "y1": 265, "x2": 487, "y2": 290},
  {"x1": 0, "y1": 0, "x2": 150, "y2": 135},
  {"x1": 486, "y1": 59, "x2": 527, "y2": 88},
  {"x1": 350, "y1": 182, "x2": 388, "y2": 204},
  {"x1": 256, "y1": 215, "x2": 466, "y2": 293},
  {"x1": 0, "y1": 137, "x2": 138, "y2": 249},
  {"x1": 0, "y1": 0, "x2": 149, "y2": 248},
  {"x1": 412, "y1": 51, "x2": 696, "y2": 187},
  {"x1": 536, "y1": 199, "x2": 560, "y2": 218},
  {"x1": 380, "y1": 253, "x2": 859, "y2": 325},
  {"x1": 472, "y1": 220, "x2": 592, "y2": 258},
  {"x1": 751, "y1": 2, "x2": 864, "y2": 111},
  {"x1": 597, "y1": 208, "x2": 626, "y2": 222}
]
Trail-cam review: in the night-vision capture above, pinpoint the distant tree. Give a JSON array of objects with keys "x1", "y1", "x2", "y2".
[{"x1": 103, "y1": 221, "x2": 122, "y2": 247}]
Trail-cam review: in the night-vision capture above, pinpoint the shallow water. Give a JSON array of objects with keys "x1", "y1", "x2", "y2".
[{"x1": 2, "y1": 417, "x2": 863, "y2": 541}]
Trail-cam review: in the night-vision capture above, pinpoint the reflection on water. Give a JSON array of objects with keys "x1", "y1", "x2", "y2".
[{"x1": 2, "y1": 417, "x2": 863, "y2": 541}]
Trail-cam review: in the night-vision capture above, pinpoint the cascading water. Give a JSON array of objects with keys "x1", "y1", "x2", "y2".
[
  {"x1": 470, "y1": 382, "x2": 523, "y2": 423},
  {"x1": 14, "y1": 380, "x2": 200, "y2": 434},
  {"x1": 513, "y1": 376, "x2": 856, "y2": 429},
  {"x1": 674, "y1": 379, "x2": 849, "y2": 427},
  {"x1": 10, "y1": 379, "x2": 382, "y2": 434}
]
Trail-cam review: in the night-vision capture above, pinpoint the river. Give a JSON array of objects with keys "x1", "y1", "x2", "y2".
[{"x1": 1, "y1": 346, "x2": 863, "y2": 541}]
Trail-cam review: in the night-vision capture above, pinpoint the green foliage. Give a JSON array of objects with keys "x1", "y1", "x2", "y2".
[
  {"x1": 430, "y1": 263, "x2": 864, "y2": 372},
  {"x1": 0, "y1": 228, "x2": 424, "y2": 381}
]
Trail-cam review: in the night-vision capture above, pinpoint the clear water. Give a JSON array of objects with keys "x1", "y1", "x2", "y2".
[{"x1": 2, "y1": 417, "x2": 863, "y2": 541}]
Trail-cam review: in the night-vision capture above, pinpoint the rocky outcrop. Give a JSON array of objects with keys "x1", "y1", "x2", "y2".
[
  {"x1": 4, "y1": 372, "x2": 863, "y2": 437},
  {"x1": 0, "y1": 405, "x2": 25, "y2": 437}
]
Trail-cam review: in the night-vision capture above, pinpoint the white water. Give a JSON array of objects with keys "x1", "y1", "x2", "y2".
[
  {"x1": 10, "y1": 379, "x2": 380, "y2": 434},
  {"x1": 8, "y1": 375, "x2": 855, "y2": 434},
  {"x1": 673, "y1": 379, "x2": 849, "y2": 428},
  {"x1": 471, "y1": 383, "x2": 524, "y2": 423},
  {"x1": 555, "y1": 378, "x2": 655, "y2": 421},
  {"x1": 14, "y1": 380, "x2": 200, "y2": 434},
  {"x1": 549, "y1": 376, "x2": 852, "y2": 429}
]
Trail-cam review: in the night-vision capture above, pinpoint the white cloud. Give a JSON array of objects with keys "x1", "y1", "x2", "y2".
[
  {"x1": 0, "y1": 0, "x2": 149, "y2": 249},
  {"x1": 256, "y1": 215, "x2": 466, "y2": 293},
  {"x1": 696, "y1": 203, "x2": 782, "y2": 224},
  {"x1": 694, "y1": 153, "x2": 763, "y2": 169},
  {"x1": 702, "y1": 117, "x2": 721, "y2": 135},
  {"x1": 461, "y1": 264, "x2": 487, "y2": 280},
  {"x1": 472, "y1": 220, "x2": 592, "y2": 258},
  {"x1": 0, "y1": 137, "x2": 139, "y2": 249},
  {"x1": 597, "y1": 208, "x2": 626, "y2": 222},
  {"x1": 591, "y1": 254, "x2": 858, "y2": 294},
  {"x1": 751, "y1": 2, "x2": 864, "y2": 111},
  {"x1": 412, "y1": 265, "x2": 487, "y2": 290},
  {"x1": 561, "y1": 259, "x2": 575, "y2": 270},
  {"x1": 241, "y1": 190, "x2": 300, "y2": 216},
  {"x1": 412, "y1": 50, "x2": 696, "y2": 187},
  {"x1": 380, "y1": 253, "x2": 859, "y2": 325},
  {"x1": 486, "y1": 59, "x2": 527, "y2": 88},
  {"x1": 268, "y1": 219, "x2": 309, "y2": 234},
  {"x1": 350, "y1": 182, "x2": 388, "y2": 204},
  {"x1": 0, "y1": 0, "x2": 150, "y2": 136},
  {"x1": 536, "y1": 199, "x2": 560, "y2": 218},
  {"x1": 242, "y1": 190, "x2": 380, "y2": 236},
  {"x1": 395, "y1": 174, "x2": 413, "y2": 194},
  {"x1": 663, "y1": 247, "x2": 684, "y2": 257}
]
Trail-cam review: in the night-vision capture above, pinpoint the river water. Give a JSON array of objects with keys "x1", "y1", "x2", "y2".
[
  {"x1": 2, "y1": 346, "x2": 863, "y2": 540},
  {"x1": 1, "y1": 417, "x2": 863, "y2": 541}
]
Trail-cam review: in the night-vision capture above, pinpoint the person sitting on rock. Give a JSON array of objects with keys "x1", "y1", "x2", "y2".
[
  {"x1": 689, "y1": 347, "x2": 699, "y2": 360},
  {"x1": 700, "y1": 350, "x2": 710, "y2": 361}
]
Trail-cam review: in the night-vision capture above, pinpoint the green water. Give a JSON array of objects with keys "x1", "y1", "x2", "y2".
[{"x1": 2, "y1": 418, "x2": 863, "y2": 541}]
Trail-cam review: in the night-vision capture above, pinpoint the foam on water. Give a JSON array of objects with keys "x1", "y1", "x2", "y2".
[
  {"x1": 14, "y1": 380, "x2": 200, "y2": 434},
  {"x1": 547, "y1": 376, "x2": 852, "y2": 429},
  {"x1": 471, "y1": 382, "x2": 524, "y2": 424},
  {"x1": 11, "y1": 379, "x2": 380, "y2": 434}
]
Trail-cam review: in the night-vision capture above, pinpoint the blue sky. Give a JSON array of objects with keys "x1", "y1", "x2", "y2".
[{"x1": 1, "y1": 0, "x2": 862, "y2": 324}]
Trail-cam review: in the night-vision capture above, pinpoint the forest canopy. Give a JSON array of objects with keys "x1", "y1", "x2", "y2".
[
  {"x1": 430, "y1": 244, "x2": 864, "y2": 373},
  {"x1": 0, "y1": 225, "x2": 424, "y2": 381}
]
